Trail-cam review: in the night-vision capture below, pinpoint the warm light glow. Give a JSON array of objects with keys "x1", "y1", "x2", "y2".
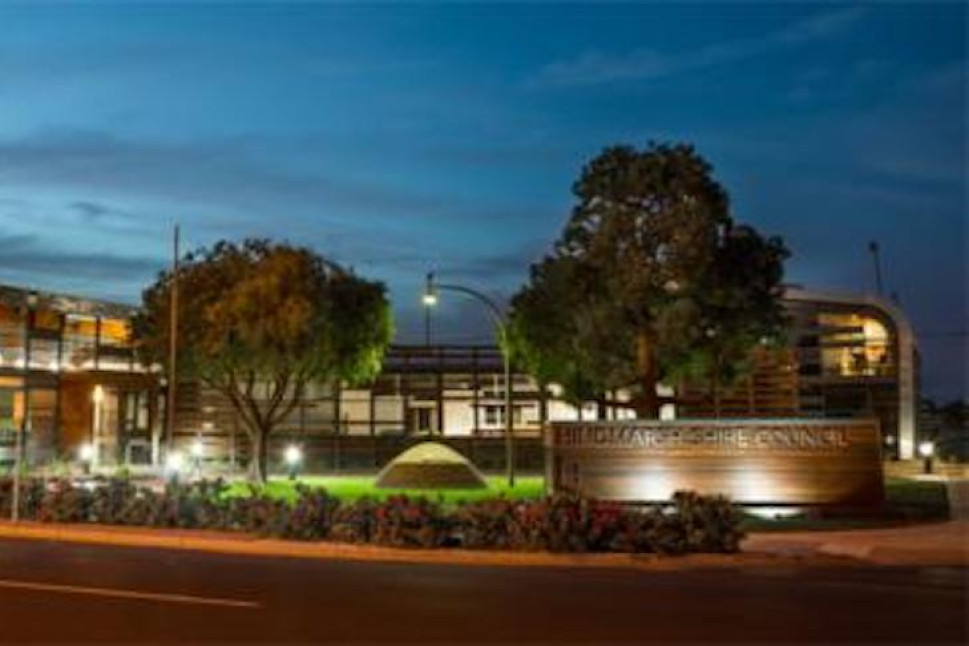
[
  {"x1": 166, "y1": 451, "x2": 184, "y2": 473},
  {"x1": 732, "y1": 467, "x2": 778, "y2": 502},
  {"x1": 92, "y1": 385, "x2": 104, "y2": 404},
  {"x1": 190, "y1": 439, "x2": 204, "y2": 458},
  {"x1": 746, "y1": 506, "x2": 804, "y2": 519},
  {"x1": 422, "y1": 292, "x2": 438, "y2": 307},
  {"x1": 884, "y1": 434, "x2": 896, "y2": 446},
  {"x1": 284, "y1": 444, "x2": 303, "y2": 466},
  {"x1": 77, "y1": 443, "x2": 95, "y2": 462},
  {"x1": 631, "y1": 468, "x2": 674, "y2": 501},
  {"x1": 918, "y1": 441, "x2": 935, "y2": 458}
]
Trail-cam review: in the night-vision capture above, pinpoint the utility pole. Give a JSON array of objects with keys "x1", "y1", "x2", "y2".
[
  {"x1": 166, "y1": 224, "x2": 179, "y2": 458},
  {"x1": 868, "y1": 240, "x2": 884, "y2": 296}
]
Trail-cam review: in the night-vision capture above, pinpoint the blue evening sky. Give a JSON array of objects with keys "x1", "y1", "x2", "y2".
[{"x1": 0, "y1": 3, "x2": 964, "y2": 398}]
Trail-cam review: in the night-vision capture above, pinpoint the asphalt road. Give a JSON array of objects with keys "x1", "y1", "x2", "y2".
[{"x1": 0, "y1": 539, "x2": 964, "y2": 644}]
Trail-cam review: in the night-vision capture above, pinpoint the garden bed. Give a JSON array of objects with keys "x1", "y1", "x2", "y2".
[{"x1": 0, "y1": 477, "x2": 744, "y2": 555}]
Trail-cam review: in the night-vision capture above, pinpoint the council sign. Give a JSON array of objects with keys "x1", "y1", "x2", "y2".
[{"x1": 545, "y1": 419, "x2": 883, "y2": 505}]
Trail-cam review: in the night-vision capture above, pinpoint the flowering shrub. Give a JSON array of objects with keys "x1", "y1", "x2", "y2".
[{"x1": 0, "y1": 477, "x2": 744, "y2": 554}]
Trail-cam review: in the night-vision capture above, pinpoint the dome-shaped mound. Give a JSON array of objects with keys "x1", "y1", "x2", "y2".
[{"x1": 375, "y1": 441, "x2": 488, "y2": 489}]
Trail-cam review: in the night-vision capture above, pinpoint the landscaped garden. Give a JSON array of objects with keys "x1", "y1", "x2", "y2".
[
  {"x1": 0, "y1": 472, "x2": 948, "y2": 554},
  {"x1": 0, "y1": 476, "x2": 745, "y2": 555}
]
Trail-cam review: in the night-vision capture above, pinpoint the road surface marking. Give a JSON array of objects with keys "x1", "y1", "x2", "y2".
[{"x1": 0, "y1": 579, "x2": 260, "y2": 608}]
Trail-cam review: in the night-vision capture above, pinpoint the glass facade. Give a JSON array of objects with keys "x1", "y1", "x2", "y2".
[{"x1": 0, "y1": 285, "x2": 160, "y2": 467}]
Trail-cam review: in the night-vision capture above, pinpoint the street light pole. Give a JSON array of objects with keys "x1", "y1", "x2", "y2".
[
  {"x1": 166, "y1": 224, "x2": 179, "y2": 461},
  {"x1": 423, "y1": 273, "x2": 515, "y2": 487},
  {"x1": 11, "y1": 291, "x2": 37, "y2": 522}
]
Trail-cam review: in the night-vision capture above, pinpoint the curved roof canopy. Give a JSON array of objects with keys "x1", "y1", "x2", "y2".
[{"x1": 375, "y1": 441, "x2": 487, "y2": 490}]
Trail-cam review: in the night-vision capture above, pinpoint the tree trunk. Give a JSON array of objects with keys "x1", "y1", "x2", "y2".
[
  {"x1": 596, "y1": 397, "x2": 607, "y2": 421},
  {"x1": 249, "y1": 428, "x2": 270, "y2": 484},
  {"x1": 635, "y1": 331, "x2": 660, "y2": 418}
]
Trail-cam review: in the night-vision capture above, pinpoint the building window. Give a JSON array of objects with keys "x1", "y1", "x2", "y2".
[
  {"x1": 483, "y1": 405, "x2": 524, "y2": 427},
  {"x1": 818, "y1": 313, "x2": 892, "y2": 377},
  {"x1": 416, "y1": 407, "x2": 433, "y2": 432},
  {"x1": 484, "y1": 405, "x2": 500, "y2": 426}
]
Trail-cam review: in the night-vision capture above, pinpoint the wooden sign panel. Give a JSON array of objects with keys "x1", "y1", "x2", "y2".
[{"x1": 545, "y1": 419, "x2": 884, "y2": 505}]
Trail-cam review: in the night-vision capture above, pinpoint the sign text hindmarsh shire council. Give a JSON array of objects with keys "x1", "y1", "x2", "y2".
[{"x1": 552, "y1": 423, "x2": 866, "y2": 452}]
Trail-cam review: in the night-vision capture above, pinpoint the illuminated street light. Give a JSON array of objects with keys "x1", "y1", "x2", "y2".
[
  {"x1": 165, "y1": 451, "x2": 185, "y2": 480},
  {"x1": 918, "y1": 440, "x2": 935, "y2": 475},
  {"x1": 422, "y1": 271, "x2": 516, "y2": 487},
  {"x1": 883, "y1": 433, "x2": 896, "y2": 460},
  {"x1": 284, "y1": 444, "x2": 303, "y2": 480},
  {"x1": 78, "y1": 442, "x2": 95, "y2": 475}
]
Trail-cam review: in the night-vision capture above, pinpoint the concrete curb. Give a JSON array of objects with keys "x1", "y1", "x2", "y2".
[{"x1": 0, "y1": 521, "x2": 806, "y2": 571}]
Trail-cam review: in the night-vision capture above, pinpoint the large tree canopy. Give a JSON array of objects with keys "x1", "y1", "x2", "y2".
[
  {"x1": 508, "y1": 143, "x2": 788, "y2": 417},
  {"x1": 135, "y1": 239, "x2": 393, "y2": 481}
]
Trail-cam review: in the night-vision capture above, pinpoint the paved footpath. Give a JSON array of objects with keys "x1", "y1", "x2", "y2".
[
  {"x1": 744, "y1": 520, "x2": 968, "y2": 565},
  {"x1": 947, "y1": 479, "x2": 969, "y2": 519}
]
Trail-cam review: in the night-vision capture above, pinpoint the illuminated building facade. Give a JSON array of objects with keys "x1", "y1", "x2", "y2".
[
  {"x1": 0, "y1": 282, "x2": 919, "y2": 470},
  {"x1": 0, "y1": 284, "x2": 159, "y2": 468}
]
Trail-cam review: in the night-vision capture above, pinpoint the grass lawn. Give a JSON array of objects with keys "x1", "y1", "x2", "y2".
[
  {"x1": 740, "y1": 477, "x2": 951, "y2": 532},
  {"x1": 226, "y1": 474, "x2": 545, "y2": 505}
]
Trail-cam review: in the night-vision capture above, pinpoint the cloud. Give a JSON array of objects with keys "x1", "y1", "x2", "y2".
[
  {"x1": 530, "y1": 7, "x2": 866, "y2": 87},
  {"x1": 0, "y1": 233, "x2": 164, "y2": 283},
  {"x1": 0, "y1": 129, "x2": 450, "y2": 227}
]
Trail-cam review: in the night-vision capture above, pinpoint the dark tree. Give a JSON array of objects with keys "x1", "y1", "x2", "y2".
[
  {"x1": 509, "y1": 143, "x2": 788, "y2": 418},
  {"x1": 135, "y1": 239, "x2": 393, "y2": 482}
]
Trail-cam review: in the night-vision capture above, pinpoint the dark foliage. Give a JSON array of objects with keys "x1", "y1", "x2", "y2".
[{"x1": 0, "y1": 478, "x2": 744, "y2": 554}]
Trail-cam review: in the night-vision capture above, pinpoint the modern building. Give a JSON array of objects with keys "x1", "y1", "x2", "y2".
[
  {"x1": 676, "y1": 287, "x2": 918, "y2": 459},
  {"x1": 0, "y1": 282, "x2": 920, "y2": 471},
  {"x1": 0, "y1": 284, "x2": 160, "y2": 468}
]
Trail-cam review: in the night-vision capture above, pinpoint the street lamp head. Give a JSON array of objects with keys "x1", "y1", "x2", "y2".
[
  {"x1": 422, "y1": 272, "x2": 438, "y2": 307},
  {"x1": 918, "y1": 441, "x2": 935, "y2": 458}
]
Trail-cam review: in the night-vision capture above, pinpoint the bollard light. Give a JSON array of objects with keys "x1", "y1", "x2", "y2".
[
  {"x1": 78, "y1": 443, "x2": 95, "y2": 462},
  {"x1": 918, "y1": 441, "x2": 935, "y2": 475},
  {"x1": 190, "y1": 439, "x2": 204, "y2": 459},
  {"x1": 284, "y1": 444, "x2": 303, "y2": 480},
  {"x1": 165, "y1": 451, "x2": 185, "y2": 479},
  {"x1": 78, "y1": 443, "x2": 95, "y2": 475}
]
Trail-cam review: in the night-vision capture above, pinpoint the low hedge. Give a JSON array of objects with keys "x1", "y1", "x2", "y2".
[{"x1": 0, "y1": 477, "x2": 744, "y2": 554}]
